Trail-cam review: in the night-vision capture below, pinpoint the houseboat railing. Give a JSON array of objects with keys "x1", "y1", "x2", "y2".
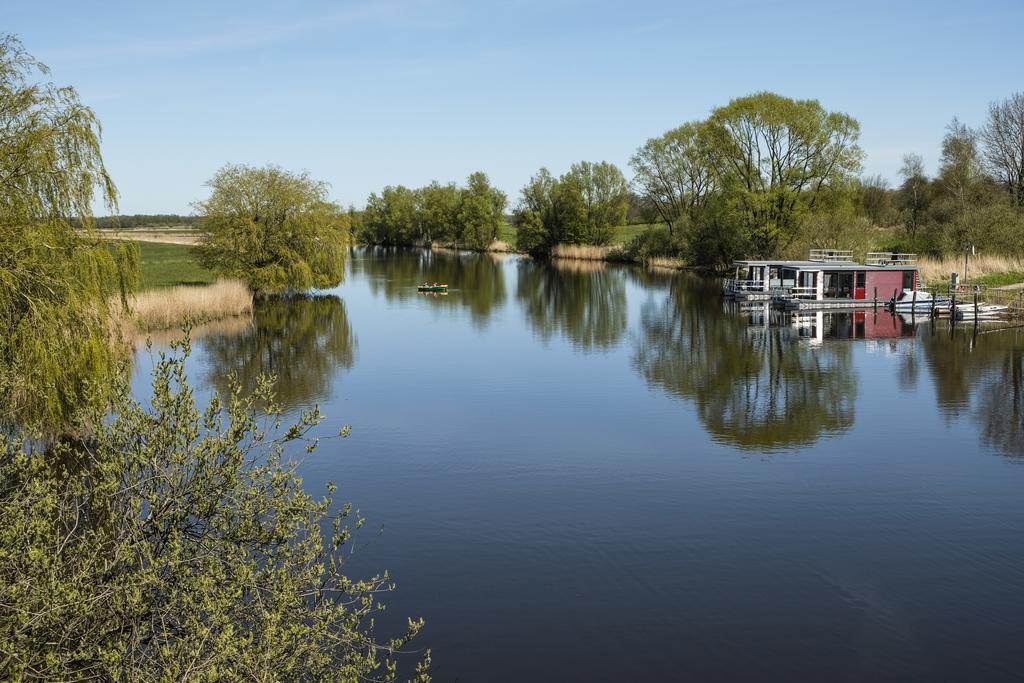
[
  {"x1": 808, "y1": 249, "x2": 854, "y2": 262},
  {"x1": 865, "y1": 252, "x2": 918, "y2": 266},
  {"x1": 724, "y1": 278, "x2": 768, "y2": 293},
  {"x1": 771, "y1": 286, "x2": 818, "y2": 301}
]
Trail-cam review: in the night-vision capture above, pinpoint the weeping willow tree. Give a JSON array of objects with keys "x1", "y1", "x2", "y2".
[
  {"x1": 194, "y1": 164, "x2": 347, "y2": 295},
  {"x1": 0, "y1": 34, "x2": 139, "y2": 430}
]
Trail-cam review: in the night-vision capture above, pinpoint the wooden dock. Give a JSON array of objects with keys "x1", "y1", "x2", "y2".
[{"x1": 782, "y1": 298, "x2": 890, "y2": 311}]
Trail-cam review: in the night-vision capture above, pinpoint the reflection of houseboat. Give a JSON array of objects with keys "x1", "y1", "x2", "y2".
[
  {"x1": 724, "y1": 250, "x2": 919, "y2": 310},
  {"x1": 790, "y1": 310, "x2": 918, "y2": 344}
]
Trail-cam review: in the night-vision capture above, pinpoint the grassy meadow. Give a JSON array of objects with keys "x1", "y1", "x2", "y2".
[
  {"x1": 124, "y1": 240, "x2": 216, "y2": 289},
  {"x1": 105, "y1": 239, "x2": 249, "y2": 332}
]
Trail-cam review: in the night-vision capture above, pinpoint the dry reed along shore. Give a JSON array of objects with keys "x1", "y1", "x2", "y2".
[
  {"x1": 916, "y1": 254, "x2": 1024, "y2": 286},
  {"x1": 121, "y1": 279, "x2": 253, "y2": 333}
]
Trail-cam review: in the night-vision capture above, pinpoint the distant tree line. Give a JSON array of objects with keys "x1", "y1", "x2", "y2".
[
  {"x1": 356, "y1": 90, "x2": 1024, "y2": 270},
  {"x1": 72, "y1": 214, "x2": 199, "y2": 229},
  {"x1": 858, "y1": 92, "x2": 1024, "y2": 257},
  {"x1": 354, "y1": 172, "x2": 507, "y2": 250}
]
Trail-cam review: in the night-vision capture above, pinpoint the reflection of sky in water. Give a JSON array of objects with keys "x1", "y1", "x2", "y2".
[{"x1": 131, "y1": 249, "x2": 1024, "y2": 682}]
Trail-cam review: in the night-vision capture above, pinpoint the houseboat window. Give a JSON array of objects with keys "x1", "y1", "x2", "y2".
[
  {"x1": 824, "y1": 272, "x2": 855, "y2": 298},
  {"x1": 856, "y1": 271, "x2": 865, "y2": 288},
  {"x1": 903, "y1": 271, "x2": 915, "y2": 289}
]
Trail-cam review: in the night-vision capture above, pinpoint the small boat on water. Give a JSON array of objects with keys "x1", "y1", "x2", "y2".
[
  {"x1": 417, "y1": 283, "x2": 449, "y2": 292},
  {"x1": 954, "y1": 303, "x2": 1009, "y2": 320},
  {"x1": 887, "y1": 289, "x2": 950, "y2": 312}
]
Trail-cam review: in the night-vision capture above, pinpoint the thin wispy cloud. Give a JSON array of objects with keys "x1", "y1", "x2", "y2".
[{"x1": 39, "y1": 0, "x2": 460, "y2": 63}]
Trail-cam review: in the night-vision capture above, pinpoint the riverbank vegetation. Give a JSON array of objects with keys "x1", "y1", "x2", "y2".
[
  {"x1": 126, "y1": 279, "x2": 252, "y2": 331},
  {"x1": 917, "y1": 254, "x2": 1024, "y2": 287}
]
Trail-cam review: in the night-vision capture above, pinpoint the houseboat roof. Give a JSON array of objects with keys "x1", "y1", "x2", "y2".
[{"x1": 733, "y1": 259, "x2": 918, "y2": 272}]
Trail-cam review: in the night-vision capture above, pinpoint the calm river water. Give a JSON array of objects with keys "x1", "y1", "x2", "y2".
[{"x1": 136, "y1": 248, "x2": 1024, "y2": 681}]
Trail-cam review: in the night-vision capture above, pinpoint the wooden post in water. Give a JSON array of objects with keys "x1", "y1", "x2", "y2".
[
  {"x1": 973, "y1": 289, "x2": 979, "y2": 330},
  {"x1": 873, "y1": 287, "x2": 878, "y2": 312},
  {"x1": 912, "y1": 288, "x2": 917, "y2": 315}
]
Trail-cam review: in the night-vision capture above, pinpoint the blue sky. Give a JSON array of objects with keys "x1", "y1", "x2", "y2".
[{"x1": 4, "y1": 0, "x2": 1022, "y2": 214}]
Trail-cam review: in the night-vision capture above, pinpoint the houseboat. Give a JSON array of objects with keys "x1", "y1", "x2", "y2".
[
  {"x1": 724, "y1": 250, "x2": 919, "y2": 310},
  {"x1": 789, "y1": 309, "x2": 918, "y2": 344}
]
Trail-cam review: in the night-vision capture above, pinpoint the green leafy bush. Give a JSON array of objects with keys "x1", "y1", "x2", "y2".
[
  {"x1": 0, "y1": 339, "x2": 429, "y2": 682},
  {"x1": 618, "y1": 226, "x2": 685, "y2": 262}
]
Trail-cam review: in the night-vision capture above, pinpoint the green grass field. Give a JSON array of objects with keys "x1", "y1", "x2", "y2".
[
  {"x1": 971, "y1": 271, "x2": 1024, "y2": 288},
  {"x1": 612, "y1": 223, "x2": 662, "y2": 244},
  {"x1": 116, "y1": 241, "x2": 216, "y2": 289}
]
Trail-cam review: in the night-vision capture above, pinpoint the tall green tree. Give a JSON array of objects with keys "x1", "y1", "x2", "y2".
[
  {"x1": 563, "y1": 161, "x2": 629, "y2": 245},
  {"x1": 513, "y1": 168, "x2": 581, "y2": 252},
  {"x1": 457, "y1": 171, "x2": 507, "y2": 250},
  {"x1": 419, "y1": 181, "x2": 461, "y2": 244},
  {"x1": 897, "y1": 153, "x2": 930, "y2": 242},
  {"x1": 512, "y1": 162, "x2": 627, "y2": 252},
  {"x1": 360, "y1": 185, "x2": 421, "y2": 246},
  {"x1": 703, "y1": 92, "x2": 863, "y2": 256},
  {"x1": 630, "y1": 122, "x2": 716, "y2": 236},
  {"x1": 0, "y1": 34, "x2": 138, "y2": 430},
  {"x1": 938, "y1": 118, "x2": 983, "y2": 215},
  {"x1": 195, "y1": 164, "x2": 346, "y2": 294},
  {"x1": 928, "y1": 119, "x2": 989, "y2": 251},
  {"x1": 860, "y1": 174, "x2": 896, "y2": 226},
  {"x1": 980, "y1": 92, "x2": 1024, "y2": 207}
]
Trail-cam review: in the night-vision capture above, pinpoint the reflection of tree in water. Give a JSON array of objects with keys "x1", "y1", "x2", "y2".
[
  {"x1": 623, "y1": 265, "x2": 676, "y2": 292},
  {"x1": 349, "y1": 246, "x2": 506, "y2": 327},
  {"x1": 516, "y1": 259, "x2": 627, "y2": 351},
  {"x1": 632, "y1": 276, "x2": 857, "y2": 450},
  {"x1": 201, "y1": 295, "x2": 355, "y2": 410},
  {"x1": 974, "y1": 347, "x2": 1024, "y2": 457},
  {"x1": 921, "y1": 327, "x2": 1024, "y2": 458}
]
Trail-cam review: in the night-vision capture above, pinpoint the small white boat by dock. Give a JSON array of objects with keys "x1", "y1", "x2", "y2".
[
  {"x1": 887, "y1": 289, "x2": 950, "y2": 312},
  {"x1": 954, "y1": 303, "x2": 1009, "y2": 320}
]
